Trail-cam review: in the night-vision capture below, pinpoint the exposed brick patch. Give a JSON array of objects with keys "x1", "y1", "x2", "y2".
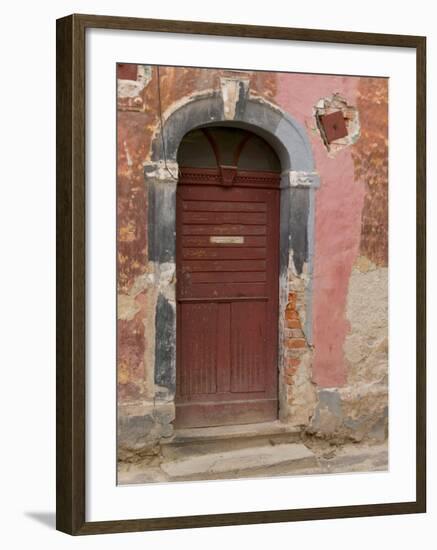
[
  {"x1": 285, "y1": 309, "x2": 299, "y2": 320},
  {"x1": 282, "y1": 284, "x2": 311, "y2": 387},
  {"x1": 284, "y1": 366, "x2": 296, "y2": 377},
  {"x1": 288, "y1": 339, "x2": 306, "y2": 349},
  {"x1": 287, "y1": 318, "x2": 301, "y2": 329}
]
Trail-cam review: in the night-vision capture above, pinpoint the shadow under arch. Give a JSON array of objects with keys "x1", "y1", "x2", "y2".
[{"x1": 151, "y1": 91, "x2": 315, "y2": 173}]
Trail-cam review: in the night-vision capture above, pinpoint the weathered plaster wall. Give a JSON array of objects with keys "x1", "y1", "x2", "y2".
[
  {"x1": 117, "y1": 64, "x2": 389, "y2": 452},
  {"x1": 275, "y1": 74, "x2": 388, "y2": 440},
  {"x1": 276, "y1": 74, "x2": 364, "y2": 388},
  {"x1": 117, "y1": 66, "x2": 278, "y2": 404}
]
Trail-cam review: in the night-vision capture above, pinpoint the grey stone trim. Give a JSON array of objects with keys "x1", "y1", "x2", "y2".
[
  {"x1": 144, "y1": 160, "x2": 179, "y2": 182},
  {"x1": 151, "y1": 93, "x2": 315, "y2": 173},
  {"x1": 118, "y1": 401, "x2": 176, "y2": 452},
  {"x1": 285, "y1": 187, "x2": 310, "y2": 276},
  {"x1": 151, "y1": 92, "x2": 225, "y2": 162},
  {"x1": 154, "y1": 293, "x2": 176, "y2": 395},
  {"x1": 305, "y1": 187, "x2": 317, "y2": 345},
  {"x1": 146, "y1": 178, "x2": 177, "y2": 264},
  {"x1": 285, "y1": 171, "x2": 320, "y2": 189}
]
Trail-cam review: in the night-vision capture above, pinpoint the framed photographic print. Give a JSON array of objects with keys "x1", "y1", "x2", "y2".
[{"x1": 56, "y1": 14, "x2": 426, "y2": 535}]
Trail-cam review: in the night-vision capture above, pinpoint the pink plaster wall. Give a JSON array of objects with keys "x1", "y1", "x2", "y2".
[{"x1": 275, "y1": 75, "x2": 365, "y2": 387}]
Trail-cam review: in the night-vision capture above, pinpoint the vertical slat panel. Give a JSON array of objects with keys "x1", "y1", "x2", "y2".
[
  {"x1": 216, "y1": 303, "x2": 231, "y2": 393},
  {"x1": 230, "y1": 301, "x2": 267, "y2": 392},
  {"x1": 176, "y1": 179, "x2": 279, "y2": 427},
  {"x1": 179, "y1": 303, "x2": 217, "y2": 395}
]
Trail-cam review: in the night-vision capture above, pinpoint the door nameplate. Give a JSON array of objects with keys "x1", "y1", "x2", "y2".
[{"x1": 210, "y1": 236, "x2": 244, "y2": 244}]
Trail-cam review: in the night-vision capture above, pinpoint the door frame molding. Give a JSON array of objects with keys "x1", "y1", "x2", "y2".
[{"x1": 145, "y1": 87, "x2": 320, "y2": 431}]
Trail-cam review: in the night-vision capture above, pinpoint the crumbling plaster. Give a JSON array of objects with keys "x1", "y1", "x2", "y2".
[
  {"x1": 117, "y1": 66, "x2": 389, "y2": 454},
  {"x1": 309, "y1": 263, "x2": 388, "y2": 442}
]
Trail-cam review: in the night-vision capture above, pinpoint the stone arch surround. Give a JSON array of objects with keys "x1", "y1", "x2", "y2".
[{"x1": 120, "y1": 85, "x2": 321, "y2": 449}]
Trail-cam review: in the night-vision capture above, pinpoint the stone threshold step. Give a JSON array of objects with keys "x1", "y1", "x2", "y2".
[
  {"x1": 166, "y1": 420, "x2": 301, "y2": 445},
  {"x1": 160, "y1": 443, "x2": 317, "y2": 481}
]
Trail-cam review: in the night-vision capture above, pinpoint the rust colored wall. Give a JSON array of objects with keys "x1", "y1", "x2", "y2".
[
  {"x1": 117, "y1": 64, "x2": 388, "y2": 403},
  {"x1": 353, "y1": 78, "x2": 389, "y2": 267}
]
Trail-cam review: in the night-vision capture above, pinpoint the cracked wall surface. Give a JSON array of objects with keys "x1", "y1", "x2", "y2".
[
  {"x1": 309, "y1": 263, "x2": 388, "y2": 441},
  {"x1": 117, "y1": 65, "x2": 389, "y2": 454}
]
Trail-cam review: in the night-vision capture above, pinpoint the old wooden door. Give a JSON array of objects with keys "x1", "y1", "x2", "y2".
[{"x1": 175, "y1": 127, "x2": 280, "y2": 428}]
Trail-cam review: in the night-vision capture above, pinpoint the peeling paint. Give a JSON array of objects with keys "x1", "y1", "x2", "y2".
[
  {"x1": 308, "y1": 266, "x2": 388, "y2": 441},
  {"x1": 284, "y1": 352, "x2": 318, "y2": 426},
  {"x1": 117, "y1": 65, "x2": 153, "y2": 98},
  {"x1": 117, "y1": 66, "x2": 389, "y2": 452},
  {"x1": 220, "y1": 77, "x2": 250, "y2": 119},
  {"x1": 118, "y1": 294, "x2": 141, "y2": 321},
  {"x1": 144, "y1": 160, "x2": 179, "y2": 181}
]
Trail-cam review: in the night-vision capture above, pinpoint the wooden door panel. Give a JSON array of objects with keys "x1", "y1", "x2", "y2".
[
  {"x1": 181, "y1": 259, "x2": 267, "y2": 273},
  {"x1": 178, "y1": 302, "x2": 218, "y2": 397},
  {"x1": 230, "y1": 301, "x2": 267, "y2": 393},
  {"x1": 180, "y1": 281, "x2": 267, "y2": 300},
  {"x1": 181, "y1": 247, "x2": 266, "y2": 260},
  {"x1": 183, "y1": 211, "x2": 267, "y2": 225},
  {"x1": 174, "y1": 399, "x2": 278, "y2": 428},
  {"x1": 189, "y1": 271, "x2": 267, "y2": 284},
  {"x1": 182, "y1": 224, "x2": 267, "y2": 236},
  {"x1": 179, "y1": 184, "x2": 276, "y2": 202},
  {"x1": 182, "y1": 235, "x2": 267, "y2": 248},
  {"x1": 175, "y1": 177, "x2": 279, "y2": 428},
  {"x1": 182, "y1": 200, "x2": 267, "y2": 212}
]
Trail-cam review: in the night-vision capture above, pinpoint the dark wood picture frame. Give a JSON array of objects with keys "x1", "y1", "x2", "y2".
[{"x1": 56, "y1": 13, "x2": 426, "y2": 535}]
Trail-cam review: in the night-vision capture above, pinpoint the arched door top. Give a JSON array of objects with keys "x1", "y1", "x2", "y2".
[
  {"x1": 150, "y1": 91, "x2": 316, "y2": 174},
  {"x1": 145, "y1": 81, "x2": 320, "y2": 407},
  {"x1": 177, "y1": 126, "x2": 281, "y2": 188},
  {"x1": 178, "y1": 126, "x2": 281, "y2": 173}
]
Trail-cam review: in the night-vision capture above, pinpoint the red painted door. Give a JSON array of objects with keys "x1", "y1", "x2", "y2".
[{"x1": 175, "y1": 170, "x2": 280, "y2": 428}]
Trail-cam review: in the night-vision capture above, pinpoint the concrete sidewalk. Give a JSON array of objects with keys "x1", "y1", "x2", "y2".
[{"x1": 118, "y1": 437, "x2": 388, "y2": 485}]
